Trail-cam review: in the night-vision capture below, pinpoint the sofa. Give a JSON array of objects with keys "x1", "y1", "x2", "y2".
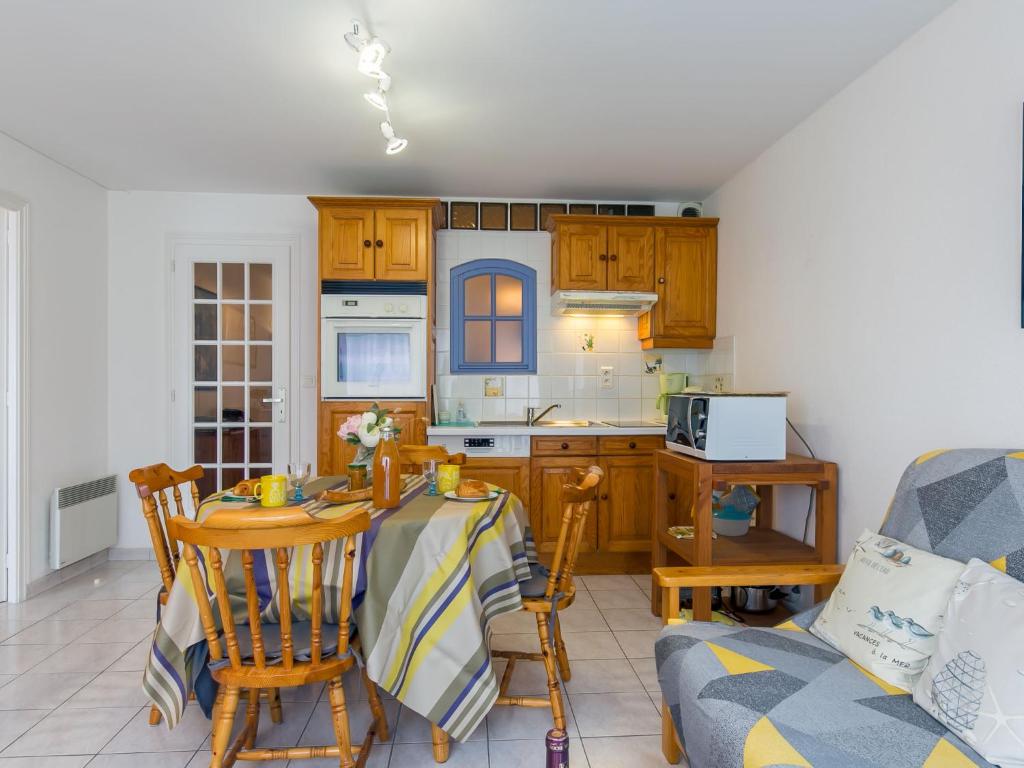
[{"x1": 655, "y1": 449, "x2": 1024, "y2": 767}]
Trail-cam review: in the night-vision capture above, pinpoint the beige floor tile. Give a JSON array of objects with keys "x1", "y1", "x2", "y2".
[
  {"x1": 0, "y1": 756, "x2": 91, "y2": 767},
  {"x1": 0, "y1": 645, "x2": 61, "y2": 675},
  {"x1": 110, "y1": 598, "x2": 159, "y2": 621},
  {"x1": 2, "y1": 620, "x2": 101, "y2": 646},
  {"x1": 0, "y1": 597, "x2": 74, "y2": 623},
  {"x1": 0, "y1": 673, "x2": 94, "y2": 710},
  {"x1": 598, "y1": 608, "x2": 663, "y2": 632},
  {"x1": 81, "y1": 579, "x2": 157, "y2": 601},
  {"x1": 86, "y1": 753, "x2": 194, "y2": 768},
  {"x1": 563, "y1": 659, "x2": 644, "y2": 695},
  {"x1": 490, "y1": 633, "x2": 537, "y2": 655},
  {"x1": 0, "y1": 710, "x2": 49, "y2": 751},
  {"x1": 0, "y1": 675, "x2": 15, "y2": 689},
  {"x1": 489, "y1": 736, "x2": 588, "y2": 768},
  {"x1": 628, "y1": 657, "x2": 661, "y2": 692},
  {"x1": 569, "y1": 693, "x2": 661, "y2": 737},
  {"x1": 486, "y1": 700, "x2": 576, "y2": 740},
  {"x1": 630, "y1": 574, "x2": 654, "y2": 591},
  {"x1": 490, "y1": 610, "x2": 537, "y2": 635},
  {"x1": 0, "y1": 622, "x2": 36, "y2": 643},
  {"x1": 563, "y1": 632, "x2": 624, "y2": 660},
  {"x1": 2, "y1": 706, "x2": 139, "y2": 756},
  {"x1": 77, "y1": 619, "x2": 156, "y2": 644},
  {"x1": 567, "y1": 590, "x2": 596, "y2": 610},
  {"x1": 557, "y1": 608, "x2": 609, "y2": 633},
  {"x1": 582, "y1": 734, "x2": 668, "y2": 767},
  {"x1": 492, "y1": 658, "x2": 549, "y2": 696},
  {"x1": 63, "y1": 670, "x2": 153, "y2": 709},
  {"x1": 394, "y1": 705, "x2": 485, "y2": 742},
  {"x1": 52, "y1": 600, "x2": 133, "y2": 621},
  {"x1": 579, "y1": 575, "x2": 638, "y2": 591},
  {"x1": 591, "y1": 589, "x2": 648, "y2": 611},
  {"x1": 391, "y1": 740, "x2": 488, "y2": 767},
  {"x1": 298, "y1": 698, "x2": 400, "y2": 749},
  {"x1": 106, "y1": 638, "x2": 153, "y2": 672},
  {"x1": 28, "y1": 641, "x2": 134, "y2": 674},
  {"x1": 611, "y1": 630, "x2": 659, "y2": 659},
  {"x1": 101, "y1": 704, "x2": 210, "y2": 753}
]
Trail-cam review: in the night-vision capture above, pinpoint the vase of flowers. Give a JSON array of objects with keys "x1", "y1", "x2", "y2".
[{"x1": 337, "y1": 404, "x2": 402, "y2": 473}]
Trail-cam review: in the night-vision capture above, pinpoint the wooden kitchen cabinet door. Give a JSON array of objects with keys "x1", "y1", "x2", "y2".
[
  {"x1": 318, "y1": 401, "x2": 425, "y2": 475},
  {"x1": 320, "y1": 207, "x2": 375, "y2": 280},
  {"x1": 652, "y1": 225, "x2": 717, "y2": 341},
  {"x1": 530, "y1": 457, "x2": 599, "y2": 554},
  {"x1": 598, "y1": 455, "x2": 655, "y2": 552},
  {"x1": 555, "y1": 222, "x2": 607, "y2": 291},
  {"x1": 374, "y1": 208, "x2": 429, "y2": 281},
  {"x1": 607, "y1": 224, "x2": 654, "y2": 291},
  {"x1": 462, "y1": 458, "x2": 530, "y2": 508}
]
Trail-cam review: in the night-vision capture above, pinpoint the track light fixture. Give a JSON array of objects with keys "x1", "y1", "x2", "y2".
[{"x1": 344, "y1": 20, "x2": 408, "y2": 155}]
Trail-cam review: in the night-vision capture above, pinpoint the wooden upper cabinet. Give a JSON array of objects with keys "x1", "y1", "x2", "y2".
[
  {"x1": 375, "y1": 208, "x2": 429, "y2": 281},
  {"x1": 309, "y1": 197, "x2": 441, "y2": 282},
  {"x1": 607, "y1": 224, "x2": 654, "y2": 291},
  {"x1": 320, "y1": 207, "x2": 375, "y2": 280},
  {"x1": 648, "y1": 225, "x2": 717, "y2": 344},
  {"x1": 554, "y1": 222, "x2": 607, "y2": 291}
]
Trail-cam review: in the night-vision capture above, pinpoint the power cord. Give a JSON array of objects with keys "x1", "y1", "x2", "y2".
[{"x1": 786, "y1": 418, "x2": 817, "y2": 544}]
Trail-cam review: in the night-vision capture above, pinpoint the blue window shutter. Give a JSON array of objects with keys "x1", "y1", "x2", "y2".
[{"x1": 450, "y1": 259, "x2": 537, "y2": 374}]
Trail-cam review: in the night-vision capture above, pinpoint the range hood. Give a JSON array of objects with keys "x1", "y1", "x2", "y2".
[{"x1": 552, "y1": 290, "x2": 659, "y2": 317}]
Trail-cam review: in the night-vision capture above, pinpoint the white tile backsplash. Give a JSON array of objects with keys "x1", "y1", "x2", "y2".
[{"x1": 433, "y1": 230, "x2": 734, "y2": 423}]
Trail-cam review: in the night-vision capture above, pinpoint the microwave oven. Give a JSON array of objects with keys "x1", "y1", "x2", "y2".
[
  {"x1": 665, "y1": 393, "x2": 787, "y2": 461},
  {"x1": 320, "y1": 294, "x2": 427, "y2": 400}
]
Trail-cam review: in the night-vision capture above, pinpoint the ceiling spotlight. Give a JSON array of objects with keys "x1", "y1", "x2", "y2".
[
  {"x1": 357, "y1": 38, "x2": 390, "y2": 78},
  {"x1": 380, "y1": 120, "x2": 408, "y2": 155},
  {"x1": 363, "y1": 73, "x2": 391, "y2": 111},
  {"x1": 343, "y1": 19, "x2": 367, "y2": 51}
]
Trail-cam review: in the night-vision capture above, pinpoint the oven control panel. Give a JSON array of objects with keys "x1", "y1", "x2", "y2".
[{"x1": 464, "y1": 438, "x2": 495, "y2": 449}]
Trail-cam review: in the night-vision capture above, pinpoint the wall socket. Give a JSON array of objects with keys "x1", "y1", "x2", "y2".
[
  {"x1": 600, "y1": 366, "x2": 614, "y2": 389},
  {"x1": 710, "y1": 375, "x2": 727, "y2": 393}
]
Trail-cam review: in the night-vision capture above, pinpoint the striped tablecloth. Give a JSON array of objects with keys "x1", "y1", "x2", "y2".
[{"x1": 143, "y1": 474, "x2": 535, "y2": 742}]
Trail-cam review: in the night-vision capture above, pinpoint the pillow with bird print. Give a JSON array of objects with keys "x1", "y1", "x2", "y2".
[{"x1": 809, "y1": 529, "x2": 967, "y2": 691}]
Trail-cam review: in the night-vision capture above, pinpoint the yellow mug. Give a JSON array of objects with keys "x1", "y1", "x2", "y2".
[
  {"x1": 437, "y1": 464, "x2": 461, "y2": 494},
  {"x1": 254, "y1": 474, "x2": 288, "y2": 508}
]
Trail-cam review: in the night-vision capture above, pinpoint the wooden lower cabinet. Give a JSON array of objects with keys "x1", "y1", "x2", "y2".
[
  {"x1": 461, "y1": 458, "x2": 530, "y2": 507},
  {"x1": 318, "y1": 401, "x2": 426, "y2": 476},
  {"x1": 530, "y1": 457, "x2": 600, "y2": 555},
  {"x1": 598, "y1": 455, "x2": 655, "y2": 553}
]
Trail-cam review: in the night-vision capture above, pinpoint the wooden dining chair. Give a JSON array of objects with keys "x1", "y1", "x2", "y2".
[
  {"x1": 169, "y1": 505, "x2": 389, "y2": 768},
  {"x1": 490, "y1": 465, "x2": 603, "y2": 733},
  {"x1": 397, "y1": 444, "x2": 466, "y2": 473},
  {"x1": 129, "y1": 462, "x2": 204, "y2": 726}
]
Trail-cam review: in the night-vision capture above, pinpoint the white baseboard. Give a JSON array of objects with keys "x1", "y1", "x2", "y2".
[
  {"x1": 109, "y1": 547, "x2": 154, "y2": 561},
  {"x1": 26, "y1": 548, "x2": 110, "y2": 598}
]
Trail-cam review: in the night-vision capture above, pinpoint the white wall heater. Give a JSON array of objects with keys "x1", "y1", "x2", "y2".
[{"x1": 50, "y1": 474, "x2": 119, "y2": 570}]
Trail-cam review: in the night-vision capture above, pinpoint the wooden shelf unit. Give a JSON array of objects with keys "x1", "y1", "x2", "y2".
[{"x1": 651, "y1": 450, "x2": 837, "y2": 617}]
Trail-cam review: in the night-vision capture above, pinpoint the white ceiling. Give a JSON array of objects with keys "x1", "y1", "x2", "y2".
[{"x1": 0, "y1": 0, "x2": 954, "y2": 199}]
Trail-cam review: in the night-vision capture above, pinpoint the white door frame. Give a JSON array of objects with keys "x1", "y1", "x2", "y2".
[
  {"x1": 0, "y1": 192, "x2": 30, "y2": 602},
  {"x1": 166, "y1": 233, "x2": 302, "y2": 480}
]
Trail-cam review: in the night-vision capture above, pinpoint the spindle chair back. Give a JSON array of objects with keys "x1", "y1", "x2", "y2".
[{"x1": 397, "y1": 444, "x2": 466, "y2": 473}]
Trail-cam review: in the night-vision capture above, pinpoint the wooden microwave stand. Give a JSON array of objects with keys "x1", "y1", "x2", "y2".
[{"x1": 651, "y1": 450, "x2": 837, "y2": 619}]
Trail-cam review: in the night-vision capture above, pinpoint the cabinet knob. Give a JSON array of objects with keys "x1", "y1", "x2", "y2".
[
  {"x1": 600, "y1": 493, "x2": 608, "y2": 500},
  {"x1": 628, "y1": 440, "x2": 636, "y2": 449},
  {"x1": 375, "y1": 239, "x2": 384, "y2": 248},
  {"x1": 609, "y1": 254, "x2": 618, "y2": 261},
  {"x1": 658, "y1": 276, "x2": 666, "y2": 284},
  {"x1": 560, "y1": 442, "x2": 569, "y2": 450},
  {"x1": 363, "y1": 239, "x2": 372, "y2": 248},
  {"x1": 598, "y1": 254, "x2": 607, "y2": 261},
  {"x1": 668, "y1": 492, "x2": 677, "y2": 501}
]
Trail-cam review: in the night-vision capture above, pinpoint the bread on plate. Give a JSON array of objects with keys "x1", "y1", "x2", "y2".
[{"x1": 456, "y1": 479, "x2": 490, "y2": 498}]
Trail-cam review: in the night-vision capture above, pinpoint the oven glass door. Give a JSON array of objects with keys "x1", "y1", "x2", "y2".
[{"x1": 321, "y1": 318, "x2": 426, "y2": 399}]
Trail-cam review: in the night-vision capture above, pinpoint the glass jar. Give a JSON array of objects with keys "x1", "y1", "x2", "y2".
[{"x1": 372, "y1": 426, "x2": 401, "y2": 509}]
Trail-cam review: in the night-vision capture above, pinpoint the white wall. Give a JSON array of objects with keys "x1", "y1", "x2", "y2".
[
  {"x1": 0, "y1": 133, "x2": 108, "y2": 585},
  {"x1": 704, "y1": 0, "x2": 1024, "y2": 556},
  {"x1": 107, "y1": 192, "x2": 318, "y2": 552}
]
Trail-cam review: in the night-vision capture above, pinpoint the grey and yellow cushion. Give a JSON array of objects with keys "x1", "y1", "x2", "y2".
[{"x1": 655, "y1": 449, "x2": 1024, "y2": 767}]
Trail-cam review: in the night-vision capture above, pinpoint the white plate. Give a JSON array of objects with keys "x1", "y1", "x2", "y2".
[{"x1": 444, "y1": 490, "x2": 499, "y2": 502}]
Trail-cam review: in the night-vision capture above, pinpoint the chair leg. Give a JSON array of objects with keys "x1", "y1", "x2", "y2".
[
  {"x1": 553, "y1": 615, "x2": 571, "y2": 682},
  {"x1": 535, "y1": 611, "x2": 566, "y2": 730},
  {"x1": 362, "y1": 668, "x2": 390, "y2": 742},
  {"x1": 267, "y1": 687, "x2": 282, "y2": 724},
  {"x1": 326, "y1": 677, "x2": 356, "y2": 768},
  {"x1": 661, "y1": 698, "x2": 681, "y2": 765},
  {"x1": 210, "y1": 685, "x2": 240, "y2": 768},
  {"x1": 243, "y1": 687, "x2": 260, "y2": 749},
  {"x1": 148, "y1": 704, "x2": 163, "y2": 726}
]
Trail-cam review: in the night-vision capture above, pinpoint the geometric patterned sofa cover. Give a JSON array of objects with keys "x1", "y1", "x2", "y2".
[{"x1": 656, "y1": 449, "x2": 1024, "y2": 767}]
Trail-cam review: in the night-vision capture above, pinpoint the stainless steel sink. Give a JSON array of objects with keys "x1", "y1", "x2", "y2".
[{"x1": 477, "y1": 419, "x2": 607, "y2": 428}]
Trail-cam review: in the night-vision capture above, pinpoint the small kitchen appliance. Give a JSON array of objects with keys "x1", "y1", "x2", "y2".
[
  {"x1": 665, "y1": 392, "x2": 787, "y2": 461},
  {"x1": 656, "y1": 372, "x2": 687, "y2": 417}
]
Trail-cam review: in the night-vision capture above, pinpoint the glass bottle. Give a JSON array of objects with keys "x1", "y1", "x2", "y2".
[{"x1": 372, "y1": 426, "x2": 401, "y2": 509}]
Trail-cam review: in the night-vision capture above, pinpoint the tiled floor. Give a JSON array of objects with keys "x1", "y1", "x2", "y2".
[{"x1": 0, "y1": 564, "x2": 680, "y2": 767}]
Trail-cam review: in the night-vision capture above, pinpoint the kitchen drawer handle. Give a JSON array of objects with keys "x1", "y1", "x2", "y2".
[
  {"x1": 598, "y1": 254, "x2": 607, "y2": 261},
  {"x1": 668, "y1": 492, "x2": 677, "y2": 501},
  {"x1": 375, "y1": 239, "x2": 384, "y2": 248},
  {"x1": 600, "y1": 493, "x2": 608, "y2": 500},
  {"x1": 609, "y1": 254, "x2": 618, "y2": 261},
  {"x1": 560, "y1": 442, "x2": 569, "y2": 450},
  {"x1": 658, "y1": 276, "x2": 666, "y2": 284},
  {"x1": 628, "y1": 440, "x2": 636, "y2": 449},
  {"x1": 363, "y1": 239, "x2": 372, "y2": 248}
]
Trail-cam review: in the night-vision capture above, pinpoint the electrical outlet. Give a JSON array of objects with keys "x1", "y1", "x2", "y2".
[
  {"x1": 600, "y1": 366, "x2": 614, "y2": 389},
  {"x1": 710, "y1": 375, "x2": 727, "y2": 393}
]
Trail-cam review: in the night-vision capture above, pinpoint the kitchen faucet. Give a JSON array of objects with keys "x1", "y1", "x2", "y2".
[{"x1": 526, "y1": 403, "x2": 562, "y2": 426}]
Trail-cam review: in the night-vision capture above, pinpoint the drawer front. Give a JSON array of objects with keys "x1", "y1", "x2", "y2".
[
  {"x1": 598, "y1": 434, "x2": 665, "y2": 455},
  {"x1": 531, "y1": 436, "x2": 598, "y2": 456}
]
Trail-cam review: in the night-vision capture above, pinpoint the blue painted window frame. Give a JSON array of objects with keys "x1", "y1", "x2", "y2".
[{"x1": 450, "y1": 259, "x2": 537, "y2": 374}]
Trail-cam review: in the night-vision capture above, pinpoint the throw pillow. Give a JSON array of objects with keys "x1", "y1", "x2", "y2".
[
  {"x1": 913, "y1": 559, "x2": 1024, "y2": 766},
  {"x1": 809, "y1": 529, "x2": 965, "y2": 691}
]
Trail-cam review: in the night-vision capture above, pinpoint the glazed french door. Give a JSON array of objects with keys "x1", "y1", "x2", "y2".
[{"x1": 171, "y1": 238, "x2": 292, "y2": 501}]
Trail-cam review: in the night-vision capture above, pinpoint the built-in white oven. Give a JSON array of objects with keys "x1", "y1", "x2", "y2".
[{"x1": 320, "y1": 293, "x2": 427, "y2": 400}]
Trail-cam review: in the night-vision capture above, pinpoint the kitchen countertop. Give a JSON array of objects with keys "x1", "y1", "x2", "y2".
[{"x1": 427, "y1": 423, "x2": 667, "y2": 437}]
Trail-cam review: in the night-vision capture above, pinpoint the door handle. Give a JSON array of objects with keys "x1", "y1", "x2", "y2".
[
  {"x1": 363, "y1": 239, "x2": 372, "y2": 248},
  {"x1": 263, "y1": 387, "x2": 287, "y2": 423},
  {"x1": 375, "y1": 239, "x2": 384, "y2": 248},
  {"x1": 261, "y1": 397, "x2": 284, "y2": 403},
  {"x1": 609, "y1": 254, "x2": 618, "y2": 261}
]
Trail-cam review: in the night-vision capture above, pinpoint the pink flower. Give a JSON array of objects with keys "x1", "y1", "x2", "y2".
[{"x1": 338, "y1": 414, "x2": 363, "y2": 439}]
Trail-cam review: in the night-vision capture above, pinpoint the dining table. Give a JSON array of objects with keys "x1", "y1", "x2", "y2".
[{"x1": 143, "y1": 473, "x2": 536, "y2": 761}]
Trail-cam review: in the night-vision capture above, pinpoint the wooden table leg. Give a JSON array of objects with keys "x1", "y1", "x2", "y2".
[
  {"x1": 814, "y1": 464, "x2": 839, "y2": 602},
  {"x1": 692, "y1": 463, "x2": 713, "y2": 621},
  {"x1": 430, "y1": 723, "x2": 449, "y2": 763},
  {"x1": 652, "y1": 459, "x2": 670, "y2": 616}
]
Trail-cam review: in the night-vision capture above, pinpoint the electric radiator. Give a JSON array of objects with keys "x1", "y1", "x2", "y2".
[{"x1": 50, "y1": 474, "x2": 118, "y2": 570}]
